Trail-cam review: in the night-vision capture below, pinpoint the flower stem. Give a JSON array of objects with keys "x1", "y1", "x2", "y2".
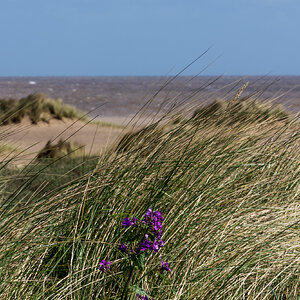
[{"x1": 121, "y1": 265, "x2": 134, "y2": 300}]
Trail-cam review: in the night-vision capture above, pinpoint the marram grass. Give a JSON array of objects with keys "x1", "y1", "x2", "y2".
[
  {"x1": 36, "y1": 139, "x2": 85, "y2": 160},
  {"x1": 0, "y1": 96, "x2": 299, "y2": 299},
  {"x1": 0, "y1": 93, "x2": 85, "y2": 125}
]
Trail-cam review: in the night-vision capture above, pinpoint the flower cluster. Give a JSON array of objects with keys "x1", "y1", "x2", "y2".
[
  {"x1": 137, "y1": 233, "x2": 164, "y2": 253},
  {"x1": 136, "y1": 294, "x2": 154, "y2": 300},
  {"x1": 99, "y1": 208, "x2": 171, "y2": 300},
  {"x1": 142, "y1": 209, "x2": 164, "y2": 232},
  {"x1": 122, "y1": 217, "x2": 137, "y2": 228},
  {"x1": 118, "y1": 208, "x2": 166, "y2": 255},
  {"x1": 99, "y1": 259, "x2": 111, "y2": 272},
  {"x1": 136, "y1": 209, "x2": 165, "y2": 253}
]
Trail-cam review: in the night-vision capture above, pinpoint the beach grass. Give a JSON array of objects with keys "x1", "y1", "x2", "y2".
[
  {"x1": 0, "y1": 93, "x2": 86, "y2": 125},
  {"x1": 0, "y1": 93, "x2": 299, "y2": 299},
  {"x1": 36, "y1": 139, "x2": 85, "y2": 160}
]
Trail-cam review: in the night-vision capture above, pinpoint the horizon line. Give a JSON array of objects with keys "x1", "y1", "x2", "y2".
[{"x1": 1, "y1": 74, "x2": 300, "y2": 78}]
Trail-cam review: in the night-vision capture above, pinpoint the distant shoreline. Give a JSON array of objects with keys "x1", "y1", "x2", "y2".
[
  {"x1": 0, "y1": 76, "x2": 299, "y2": 117},
  {"x1": 1, "y1": 75, "x2": 300, "y2": 78}
]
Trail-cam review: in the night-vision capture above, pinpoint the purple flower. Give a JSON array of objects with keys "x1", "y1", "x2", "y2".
[
  {"x1": 160, "y1": 257, "x2": 171, "y2": 272},
  {"x1": 154, "y1": 211, "x2": 164, "y2": 221},
  {"x1": 151, "y1": 239, "x2": 159, "y2": 252},
  {"x1": 142, "y1": 209, "x2": 153, "y2": 224},
  {"x1": 136, "y1": 294, "x2": 154, "y2": 300},
  {"x1": 138, "y1": 237, "x2": 164, "y2": 253},
  {"x1": 150, "y1": 238, "x2": 164, "y2": 252},
  {"x1": 122, "y1": 217, "x2": 137, "y2": 228},
  {"x1": 121, "y1": 209, "x2": 165, "y2": 255},
  {"x1": 145, "y1": 208, "x2": 153, "y2": 216},
  {"x1": 118, "y1": 243, "x2": 128, "y2": 252},
  {"x1": 153, "y1": 221, "x2": 162, "y2": 231},
  {"x1": 155, "y1": 230, "x2": 162, "y2": 239},
  {"x1": 99, "y1": 259, "x2": 111, "y2": 272},
  {"x1": 142, "y1": 209, "x2": 164, "y2": 234},
  {"x1": 157, "y1": 238, "x2": 164, "y2": 247},
  {"x1": 139, "y1": 239, "x2": 152, "y2": 251}
]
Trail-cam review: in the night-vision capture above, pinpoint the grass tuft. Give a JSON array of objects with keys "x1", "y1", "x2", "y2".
[
  {"x1": 0, "y1": 93, "x2": 86, "y2": 125},
  {"x1": 36, "y1": 139, "x2": 85, "y2": 160},
  {"x1": 192, "y1": 97, "x2": 290, "y2": 125}
]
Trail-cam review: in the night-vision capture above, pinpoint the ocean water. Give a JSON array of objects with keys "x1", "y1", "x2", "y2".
[{"x1": 0, "y1": 76, "x2": 299, "y2": 117}]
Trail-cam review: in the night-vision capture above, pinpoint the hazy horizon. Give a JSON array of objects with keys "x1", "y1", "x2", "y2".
[{"x1": 1, "y1": 75, "x2": 300, "y2": 78}]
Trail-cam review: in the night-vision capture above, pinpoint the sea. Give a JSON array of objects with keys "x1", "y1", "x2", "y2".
[{"x1": 0, "y1": 76, "x2": 299, "y2": 118}]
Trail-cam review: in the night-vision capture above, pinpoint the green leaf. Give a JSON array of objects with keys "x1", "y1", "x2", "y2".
[
  {"x1": 157, "y1": 271, "x2": 171, "y2": 285},
  {"x1": 132, "y1": 253, "x2": 145, "y2": 270},
  {"x1": 130, "y1": 285, "x2": 152, "y2": 298}
]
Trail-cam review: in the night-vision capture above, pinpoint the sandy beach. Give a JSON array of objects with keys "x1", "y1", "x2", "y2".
[{"x1": 1, "y1": 118, "x2": 125, "y2": 164}]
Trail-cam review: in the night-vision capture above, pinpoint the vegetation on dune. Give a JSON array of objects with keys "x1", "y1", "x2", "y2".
[
  {"x1": 0, "y1": 93, "x2": 86, "y2": 125},
  {"x1": 37, "y1": 139, "x2": 85, "y2": 160},
  {"x1": 0, "y1": 91, "x2": 299, "y2": 299},
  {"x1": 116, "y1": 97, "x2": 292, "y2": 155},
  {"x1": 192, "y1": 97, "x2": 290, "y2": 125}
]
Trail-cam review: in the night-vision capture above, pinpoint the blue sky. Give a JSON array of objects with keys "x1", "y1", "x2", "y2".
[{"x1": 0, "y1": 0, "x2": 299, "y2": 76}]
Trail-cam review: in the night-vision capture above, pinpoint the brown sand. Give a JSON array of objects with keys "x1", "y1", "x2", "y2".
[{"x1": 1, "y1": 118, "x2": 126, "y2": 165}]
